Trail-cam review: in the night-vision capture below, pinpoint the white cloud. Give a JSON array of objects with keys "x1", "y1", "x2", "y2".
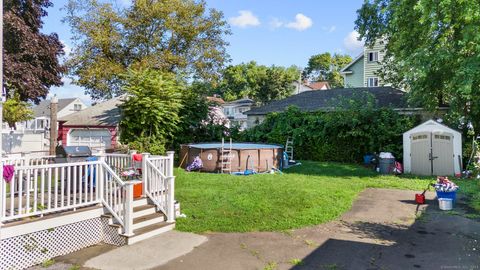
[
  {"x1": 322, "y1": 25, "x2": 336, "y2": 33},
  {"x1": 61, "y1": 40, "x2": 71, "y2": 56},
  {"x1": 229, "y1": 10, "x2": 260, "y2": 28},
  {"x1": 343, "y1": 31, "x2": 364, "y2": 52},
  {"x1": 269, "y1": 17, "x2": 283, "y2": 29},
  {"x1": 285, "y1": 13, "x2": 313, "y2": 31}
]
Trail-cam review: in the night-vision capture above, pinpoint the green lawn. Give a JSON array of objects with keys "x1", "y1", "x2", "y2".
[{"x1": 174, "y1": 161, "x2": 479, "y2": 233}]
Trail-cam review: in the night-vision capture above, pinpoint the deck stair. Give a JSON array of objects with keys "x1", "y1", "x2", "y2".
[
  {"x1": 221, "y1": 138, "x2": 233, "y2": 173},
  {"x1": 104, "y1": 197, "x2": 175, "y2": 245}
]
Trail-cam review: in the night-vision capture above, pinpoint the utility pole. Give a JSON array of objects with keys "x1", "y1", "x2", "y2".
[{"x1": 49, "y1": 95, "x2": 58, "y2": 155}]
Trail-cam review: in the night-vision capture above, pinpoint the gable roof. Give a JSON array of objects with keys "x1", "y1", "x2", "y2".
[
  {"x1": 340, "y1": 52, "x2": 364, "y2": 73},
  {"x1": 223, "y1": 98, "x2": 255, "y2": 106},
  {"x1": 245, "y1": 87, "x2": 407, "y2": 116},
  {"x1": 60, "y1": 95, "x2": 125, "y2": 126},
  {"x1": 32, "y1": 98, "x2": 79, "y2": 117},
  {"x1": 207, "y1": 96, "x2": 225, "y2": 105},
  {"x1": 308, "y1": 81, "x2": 330, "y2": 90}
]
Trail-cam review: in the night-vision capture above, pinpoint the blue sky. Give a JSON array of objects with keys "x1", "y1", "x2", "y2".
[{"x1": 42, "y1": 0, "x2": 365, "y2": 102}]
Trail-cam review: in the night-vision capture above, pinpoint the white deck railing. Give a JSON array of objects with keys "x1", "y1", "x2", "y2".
[
  {"x1": 2, "y1": 155, "x2": 55, "y2": 166},
  {"x1": 143, "y1": 152, "x2": 175, "y2": 221},
  {"x1": 0, "y1": 151, "x2": 175, "y2": 236}
]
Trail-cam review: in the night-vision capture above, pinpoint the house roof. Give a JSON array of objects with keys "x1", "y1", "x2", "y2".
[
  {"x1": 32, "y1": 98, "x2": 78, "y2": 117},
  {"x1": 340, "y1": 52, "x2": 364, "y2": 73},
  {"x1": 308, "y1": 81, "x2": 330, "y2": 90},
  {"x1": 223, "y1": 98, "x2": 255, "y2": 106},
  {"x1": 60, "y1": 95, "x2": 125, "y2": 126},
  {"x1": 206, "y1": 96, "x2": 225, "y2": 105},
  {"x1": 245, "y1": 87, "x2": 408, "y2": 115}
]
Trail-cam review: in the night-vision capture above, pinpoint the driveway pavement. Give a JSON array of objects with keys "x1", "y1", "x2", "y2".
[{"x1": 45, "y1": 188, "x2": 480, "y2": 270}]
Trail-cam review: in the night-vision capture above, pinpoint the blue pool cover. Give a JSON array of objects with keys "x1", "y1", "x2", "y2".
[{"x1": 187, "y1": 143, "x2": 283, "y2": 149}]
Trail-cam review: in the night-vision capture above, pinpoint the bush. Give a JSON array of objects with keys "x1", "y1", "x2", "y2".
[
  {"x1": 127, "y1": 136, "x2": 166, "y2": 155},
  {"x1": 242, "y1": 97, "x2": 420, "y2": 163}
]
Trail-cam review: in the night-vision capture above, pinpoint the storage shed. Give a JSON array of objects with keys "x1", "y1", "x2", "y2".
[{"x1": 403, "y1": 120, "x2": 462, "y2": 176}]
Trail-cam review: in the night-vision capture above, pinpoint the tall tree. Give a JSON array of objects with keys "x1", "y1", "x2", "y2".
[
  {"x1": 355, "y1": 0, "x2": 480, "y2": 134},
  {"x1": 220, "y1": 61, "x2": 298, "y2": 104},
  {"x1": 119, "y1": 69, "x2": 183, "y2": 153},
  {"x1": 65, "y1": 0, "x2": 230, "y2": 99},
  {"x1": 303, "y1": 53, "x2": 352, "y2": 88},
  {"x1": 4, "y1": 0, "x2": 65, "y2": 103}
]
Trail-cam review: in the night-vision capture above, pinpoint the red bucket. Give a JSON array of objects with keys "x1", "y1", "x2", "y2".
[{"x1": 415, "y1": 194, "x2": 425, "y2": 204}]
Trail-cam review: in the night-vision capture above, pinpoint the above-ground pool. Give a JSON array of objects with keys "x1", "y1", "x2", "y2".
[{"x1": 180, "y1": 143, "x2": 284, "y2": 173}]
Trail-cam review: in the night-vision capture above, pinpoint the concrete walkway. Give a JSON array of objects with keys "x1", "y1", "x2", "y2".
[
  {"x1": 82, "y1": 231, "x2": 206, "y2": 270},
  {"x1": 49, "y1": 188, "x2": 480, "y2": 270}
]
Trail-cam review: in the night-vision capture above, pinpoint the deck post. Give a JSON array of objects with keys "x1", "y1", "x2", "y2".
[
  {"x1": 141, "y1": 153, "x2": 150, "y2": 196},
  {"x1": 97, "y1": 149, "x2": 105, "y2": 202},
  {"x1": 166, "y1": 151, "x2": 175, "y2": 222},
  {"x1": 123, "y1": 182, "x2": 136, "y2": 236},
  {"x1": 166, "y1": 151, "x2": 174, "y2": 177},
  {"x1": 167, "y1": 176, "x2": 175, "y2": 222}
]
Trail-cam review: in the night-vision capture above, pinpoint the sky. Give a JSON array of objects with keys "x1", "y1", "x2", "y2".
[{"x1": 42, "y1": 0, "x2": 365, "y2": 103}]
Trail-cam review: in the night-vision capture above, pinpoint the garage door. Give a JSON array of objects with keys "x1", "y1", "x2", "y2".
[
  {"x1": 410, "y1": 132, "x2": 454, "y2": 176},
  {"x1": 68, "y1": 129, "x2": 112, "y2": 150}
]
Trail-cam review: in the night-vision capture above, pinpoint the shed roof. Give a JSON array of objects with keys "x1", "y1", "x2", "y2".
[
  {"x1": 245, "y1": 87, "x2": 407, "y2": 115},
  {"x1": 60, "y1": 95, "x2": 125, "y2": 126},
  {"x1": 403, "y1": 119, "x2": 461, "y2": 136}
]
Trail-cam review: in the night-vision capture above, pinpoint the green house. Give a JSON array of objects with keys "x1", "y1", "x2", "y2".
[{"x1": 341, "y1": 40, "x2": 387, "y2": 88}]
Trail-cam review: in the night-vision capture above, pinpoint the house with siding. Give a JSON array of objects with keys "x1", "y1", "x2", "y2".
[{"x1": 340, "y1": 40, "x2": 387, "y2": 88}]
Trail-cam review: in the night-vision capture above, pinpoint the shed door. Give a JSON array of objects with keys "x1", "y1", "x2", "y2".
[
  {"x1": 410, "y1": 132, "x2": 432, "y2": 175},
  {"x1": 68, "y1": 129, "x2": 112, "y2": 150},
  {"x1": 432, "y1": 133, "x2": 454, "y2": 176}
]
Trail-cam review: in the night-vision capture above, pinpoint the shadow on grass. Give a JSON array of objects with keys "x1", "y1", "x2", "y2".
[{"x1": 283, "y1": 161, "x2": 380, "y2": 178}]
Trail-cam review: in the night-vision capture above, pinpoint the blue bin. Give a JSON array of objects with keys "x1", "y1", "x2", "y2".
[
  {"x1": 436, "y1": 191, "x2": 456, "y2": 205},
  {"x1": 363, "y1": 155, "x2": 374, "y2": 165}
]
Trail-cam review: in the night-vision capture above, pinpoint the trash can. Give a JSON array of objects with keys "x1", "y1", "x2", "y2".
[{"x1": 379, "y1": 158, "x2": 395, "y2": 174}]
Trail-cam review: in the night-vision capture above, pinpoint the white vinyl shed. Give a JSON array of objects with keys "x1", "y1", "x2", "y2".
[{"x1": 403, "y1": 120, "x2": 462, "y2": 176}]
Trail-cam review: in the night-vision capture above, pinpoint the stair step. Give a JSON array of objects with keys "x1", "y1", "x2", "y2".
[
  {"x1": 132, "y1": 197, "x2": 149, "y2": 208},
  {"x1": 127, "y1": 222, "x2": 175, "y2": 245},
  {"x1": 132, "y1": 213, "x2": 165, "y2": 230},
  {"x1": 133, "y1": 204, "x2": 157, "y2": 218}
]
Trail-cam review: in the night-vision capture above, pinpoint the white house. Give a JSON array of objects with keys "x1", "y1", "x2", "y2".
[
  {"x1": 222, "y1": 98, "x2": 254, "y2": 130},
  {"x1": 13, "y1": 98, "x2": 88, "y2": 133},
  {"x1": 403, "y1": 120, "x2": 462, "y2": 176},
  {"x1": 2, "y1": 98, "x2": 88, "y2": 155}
]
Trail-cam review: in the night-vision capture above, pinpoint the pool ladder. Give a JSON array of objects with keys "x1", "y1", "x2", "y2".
[
  {"x1": 285, "y1": 137, "x2": 294, "y2": 162},
  {"x1": 221, "y1": 138, "x2": 233, "y2": 173}
]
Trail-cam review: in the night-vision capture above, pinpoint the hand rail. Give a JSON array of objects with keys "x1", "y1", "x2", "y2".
[
  {"x1": 100, "y1": 161, "x2": 136, "y2": 236},
  {"x1": 143, "y1": 151, "x2": 175, "y2": 222}
]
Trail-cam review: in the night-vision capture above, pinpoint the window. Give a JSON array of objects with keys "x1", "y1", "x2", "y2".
[
  {"x1": 367, "y1": 77, "x2": 379, "y2": 87},
  {"x1": 74, "y1": 104, "x2": 82, "y2": 111},
  {"x1": 368, "y1": 51, "x2": 379, "y2": 62}
]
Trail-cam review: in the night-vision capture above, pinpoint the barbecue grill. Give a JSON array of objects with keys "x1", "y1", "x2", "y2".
[{"x1": 55, "y1": 146, "x2": 93, "y2": 163}]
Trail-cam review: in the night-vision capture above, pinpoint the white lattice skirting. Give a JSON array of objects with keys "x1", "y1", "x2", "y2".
[{"x1": 0, "y1": 217, "x2": 125, "y2": 270}]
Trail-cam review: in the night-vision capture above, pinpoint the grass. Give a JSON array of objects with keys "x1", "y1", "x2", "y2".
[{"x1": 175, "y1": 161, "x2": 438, "y2": 233}]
